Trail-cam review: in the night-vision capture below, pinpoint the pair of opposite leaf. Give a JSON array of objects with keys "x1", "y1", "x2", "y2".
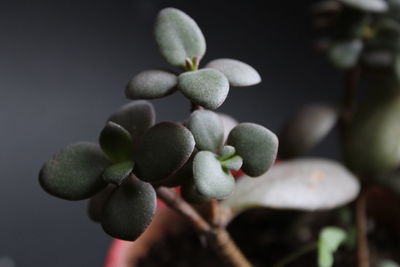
[
  {"x1": 39, "y1": 101, "x2": 278, "y2": 241},
  {"x1": 125, "y1": 7, "x2": 261, "y2": 110}
]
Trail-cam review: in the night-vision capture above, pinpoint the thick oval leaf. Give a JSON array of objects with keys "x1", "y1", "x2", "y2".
[
  {"x1": 108, "y1": 101, "x2": 155, "y2": 149},
  {"x1": 227, "y1": 123, "x2": 278, "y2": 177},
  {"x1": 345, "y1": 90, "x2": 400, "y2": 176},
  {"x1": 193, "y1": 151, "x2": 235, "y2": 199},
  {"x1": 125, "y1": 69, "x2": 178, "y2": 99},
  {"x1": 188, "y1": 110, "x2": 224, "y2": 153},
  {"x1": 318, "y1": 227, "x2": 347, "y2": 267},
  {"x1": 102, "y1": 161, "x2": 134, "y2": 185},
  {"x1": 219, "y1": 113, "x2": 239, "y2": 142},
  {"x1": 39, "y1": 142, "x2": 110, "y2": 200},
  {"x1": 154, "y1": 152, "x2": 196, "y2": 187},
  {"x1": 87, "y1": 184, "x2": 116, "y2": 223},
  {"x1": 220, "y1": 155, "x2": 243, "y2": 171},
  {"x1": 178, "y1": 69, "x2": 229, "y2": 110},
  {"x1": 339, "y1": 0, "x2": 388, "y2": 12},
  {"x1": 134, "y1": 122, "x2": 195, "y2": 182},
  {"x1": 101, "y1": 176, "x2": 156, "y2": 241},
  {"x1": 279, "y1": 104, "x2": 338, "y2": 159},
  {"x1": 222, "y1": 158, "x2": 360, "y2": 214},
  {"x1": 328, "y1": 39, "x2": 363, "y2": 69},
  {"x1": 99, "y1": 122, "x2": 134, "y2": 162},
  {"x1": 206, "y1": 58, "x2": 261, "y2": 87},
  {"x1": 154, "y1": 7, "x2": 206, "y2": 67}
]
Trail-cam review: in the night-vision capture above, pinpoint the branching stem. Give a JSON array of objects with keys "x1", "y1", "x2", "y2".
[{"x1": 156, "y1": 187, "x2": 252, "y2": 267}]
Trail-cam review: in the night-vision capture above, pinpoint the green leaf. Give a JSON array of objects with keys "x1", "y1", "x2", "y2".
[
  {"x1": 134, "y1": 122, "x2": 195, "y2": 183},
  {"x1": 318, "y1": 227, "x2": 347, "y2": 267},
  {"x1": 125, "y1": 69, "x2": 178, "y2": 99},
  {"x1": 188, "y1": 110, "x2": 224, "y2": 153},
  {"x1": 99, "y1": 122, "x2": 134, "y2": 162},
  {"x1": 227, "y1": 123, "x2": 278, "y2": 177},
  {"x1": 178, "y1": 69, "x2": 229, "y2": 110},
  {"x1": 193, "y1": 151, "x2": 235, "y2": 199},
  {"x1": 154, "y1": 7, "x2": 206, "y2": 68},
  {"x1": 339, "y1": 0, "x2": 388, "y2": 12},
  {"x1": 220, "y1": 155, "x2": 243, "y2": 171},
  {"x1": 39, "y1": 142, "x2": 111, "y2": 200},
  {"x1": 221, "y1": 159, "x2": 360, "y2": 214},
  {"x1": 108, "y1": 101, "x2": 155, "y2": 149},
  {"x1": 101, "y1": 176, "x2": 156, "y2": 241},
  {"x1": 206, "y1": 58, "x2": 261, "y2": 87},
  {"x1": 328, "y1": 39, "x2": 363, "y2": 69},
  {"x1": 219, "y1": 145, "x2": 236, "y2": 161},
  {"x1": 102, "y1": 161, "x2": 134, "y2": 185},
  {"x1": 87, "y1": 184, "x2": 116, "y2": 223},
  {"x1": 279, "y1": 104, "x2": 338, "y2": 159}
]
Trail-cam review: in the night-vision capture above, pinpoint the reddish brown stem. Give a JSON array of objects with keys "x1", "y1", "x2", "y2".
[
  {"x1": 356, "y1": 190, "x2": 370, "y2": 267},
  {"x1": 156, "y1": 187, "x2": 252, "y2": 267}
]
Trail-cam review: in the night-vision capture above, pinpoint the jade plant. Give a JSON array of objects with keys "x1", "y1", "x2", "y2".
[{"x1": 38, "y1": 4, "x2": 400, "y2": 267}]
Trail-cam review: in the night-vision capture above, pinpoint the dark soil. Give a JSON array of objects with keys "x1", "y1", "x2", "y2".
[{"x1": 137, "y1": 188, "x2": 400, "y2": 267}]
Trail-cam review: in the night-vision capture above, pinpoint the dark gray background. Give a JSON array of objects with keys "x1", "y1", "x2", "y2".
[{"x1": 0, "y1": 0, "x2": 341, "y2": 266}]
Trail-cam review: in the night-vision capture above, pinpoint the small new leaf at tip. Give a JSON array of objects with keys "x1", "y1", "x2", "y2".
[
  {"x1": 99, "y1": 122, "x2": 134, "y2": 163},
  {"x1": 102, "y1": 161, "x2": 134, "y2": 185},
  {"x1": 221, "y1": 155, "x2": 243, "y2": 171},
  {"x1": 125, "y1": 70, "x2": 178, "y2": 100},
  {"x1": 155, "y1": 7, "x2": 206, "y2": 68},
  {"x1": 39, "y1": 142, "x2": 111, "y2": 200},
  {"x1": 193, "y1": 151, "x2": 235, "y2": 199},
  {"x1": 178, "y1": 68, "x2": 230, "y2": 110},
  {"x1": 206, "y1": 58, "x2": 261, "y2": 87}
]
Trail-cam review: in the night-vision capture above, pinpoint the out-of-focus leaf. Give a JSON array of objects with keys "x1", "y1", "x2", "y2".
[
  {"x1": 221, "y1": 158, "x2": 360, "y2": 214},
  {"x1": 328, "y1": 39, "x2": 363, "y2": 69},
  {"x1": 87, "y1": 184, "x2": 116, "y2": 223},
  {"x1": 339, "y1": 0, "x2": 388, "y2": 12},
  {"x1": 318, "y1": 227, "x2": 347, "y2": 267}
]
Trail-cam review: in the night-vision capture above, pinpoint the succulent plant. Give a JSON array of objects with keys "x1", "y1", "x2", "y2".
[{"x1": 39, "y1": 7, "x2": 278, "y2": 242}]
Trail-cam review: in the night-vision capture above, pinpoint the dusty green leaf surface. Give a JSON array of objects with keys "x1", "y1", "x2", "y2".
[
  {"x1": 108, "y1": 101, "x2": 155, "y2": 148},
  {"x1": 193, "y1": 151, "x2": 235, "y2": 199},
  {"x1": 181, "y1": 181, "x2": 210, "y2": 204},
  {"x1": 39, "y1": 142, "x2": 110, "y2": 200},
  {"x1": 101, "y1": 177, "x2": 156, "y2": 241},
  {"x1": 206, "y1": 58, "x2": 261, "y2": 87},
  {"x1": 222, "y1": 158, "x2": 360, "y2": 214},
  {"x1": 154, "y1": 7, "x2": 206, "y2": 67},
  {"x1": 188, "y1": 109, "x2": 224, "y2": 153},
  {"x1": 227, "y1": 123, "x2": 278, "y2": 177},
  {"x1": 134, "y1": 122, "x2": 195, "y2": 182},
  {"x1": 102, "y1": 161, "x2": 134, "y2": 185},
  {"x1": 279, "y1": 104, "x2": 338, "y2": 159},
  {"x1": 99, "y1": 122, "x2": 134, "y2": 162},
  {"x1": 125, "y1": 69, "x2": 177, "y2": 99},
  {"x1": 178, "y1": 69, "x2": 229, "y2": 110}
]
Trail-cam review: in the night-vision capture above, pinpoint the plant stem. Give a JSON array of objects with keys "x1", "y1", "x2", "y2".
[
  {"x1": 272, "y1": 242, "x2": 318, "y2": 267},
  {"x1": 356, "y1": 189, "x2": 369, "y2": 267},
  {"x1": 156, "y1": 187, "x2": 253, "y2": 267}
]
